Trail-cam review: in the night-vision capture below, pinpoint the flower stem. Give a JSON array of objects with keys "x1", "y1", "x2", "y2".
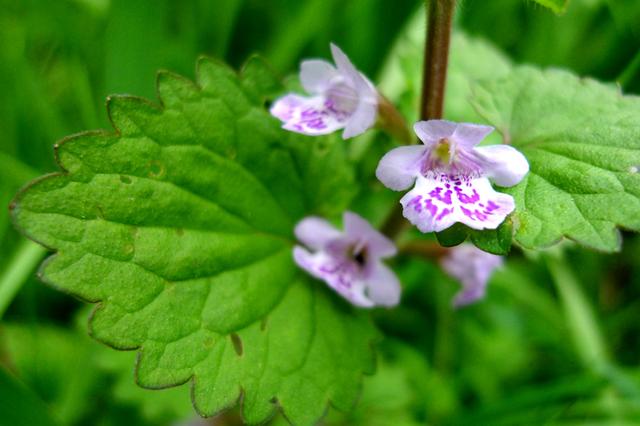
[
  {"x1": 381, "y1": 0, "x2": 456, "y2": 238},
  {"x1": 0, "y1": 239, "x2": 46, "y2": 318}
]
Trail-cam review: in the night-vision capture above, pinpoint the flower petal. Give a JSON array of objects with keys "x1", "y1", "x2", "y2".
[
  {"x1": 293, "y1": 246, "x2": 375, "y2": 307},
  {"x1": 376, "y1": 145, "x2": 426, "y2": 191},
  {"x1": 330, "y1": 43, "x2": 362, "y2": 89},
  {"x1": 400, "y1": 175, "x2": 515, "y2": 233},
  {"x1": 475, "y1": 144, "x2": 530, "y2": 187},
  {"x1": 270, "y1": 94, "x2": 349, "y2": 135},
  {"x1": 300, "y1": 59, "x2": 340, "y2": 94},
  {"x1": 342, "y1": 99, "x2": 377, "y2": 139},
  {"x1": 452, "y1": 123, "x2": 494, "y2": 148},
  {"x1": 294, "y1": 216, "x2": 341, "y2": 250},
  {"x1": 364, "y1": 262, "x2": 401, "y2": 307},
  {"x1": 343, "y1": 211, "x2": 396, "y2": 258},
  {"x1": 441, "y1": 244, "x2": 502, "y2": 307},
  {"x1": 414, "y1": 120, "x2": 457, "y2": 145}
]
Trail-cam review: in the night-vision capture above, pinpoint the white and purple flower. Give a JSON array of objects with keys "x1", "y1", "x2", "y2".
[
  {"x1": 376, "y1": 120, "x2": 529, "y2": 233},
  {"x1": 293, "y1": 212, "x2": 401, "y2": 308},
  {"x1": 270, "y1": 43, "x2": 378, "y2": 139},
  {"x1": 441, "y1": 244, "x2": 503, "y2": 307}
]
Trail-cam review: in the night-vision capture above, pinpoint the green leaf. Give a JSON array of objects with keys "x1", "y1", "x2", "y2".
[
  {"x1": 10, "y1": 57, "x2": 376, "y2": 425},
  {"x1": 471, "y1": 66, "x2": 640, "y2": 252},
  {"x1": 435, "y1": 221, "x2": 512, "y2": 256},
  {"x1": 529, "y1": 0, "x2": 568, "y2": 15}
]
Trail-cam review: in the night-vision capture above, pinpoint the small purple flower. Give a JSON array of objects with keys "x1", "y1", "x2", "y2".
[
  {"x1": 376, "y1": 120, "x2": 529, "y2": 233},
  {"x1": 270, "y1": 43, "x2": 378, "y2": 139},
  {"x1": 441, "y1": 244, "x2": 503, "y2": 307},
  {"x1": 293, "y1": 212, "x2": 400, "y2": 308}
]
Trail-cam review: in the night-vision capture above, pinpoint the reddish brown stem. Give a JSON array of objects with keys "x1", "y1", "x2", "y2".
[
  {"x1": 381, "y1": 0, "x2": 456, "y2": 239},
  {"x1": 400, "y1": 240, "x2": 449, "y2": 260}
]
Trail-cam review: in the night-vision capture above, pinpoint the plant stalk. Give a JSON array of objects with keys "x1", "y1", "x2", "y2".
[
  {"x1": 0, "y1": 239, "x2": 46, "y2": 318},
  {"x1": 381, "y1": 0, "x2": 456, "y2": 238}
]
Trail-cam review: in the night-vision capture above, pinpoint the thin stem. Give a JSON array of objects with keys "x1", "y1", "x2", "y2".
[
  {"x1": 381, "y1": 0, "x2": 456, "y2": 238},
  {"x1": 400, "y1": 240, "x2": 448, "y2": 259},
  {"x1": 617, "y1": 49, "x2": 640, "y2": 91},
  {"x1": 421, "y1": 0, "x2": 455, "y2": 120},
  {"x1": 0, "y1": 239, "x2": 46, "y2": 318}
]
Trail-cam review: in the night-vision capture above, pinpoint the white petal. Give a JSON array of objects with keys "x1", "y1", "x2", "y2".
[
  {"x1": 364, "y1": 263, "x2": 401, "y2": 307},
  {"x1": 343, "y1": 212, "x2": 396, "y2": 259},
  {"x1": 342, "y1": 98, "x2": 377, "y2": 139},
  {"x1": 452, "y1": 123, "x2": 494, "y2": 148},
  {"x1": 400, "y1": 175, "x2": 458, "y2": 233},
  {"x1": 300, "y1": 59, "x2": 339, "y2": 94},
  {"x1": 293, "y1": 246, "x2": 375, "y2": 308},
  {"x1": 413, "y1": 120, "x2": 457, "y2": 145},
  {"x1": 376, "y1": 145, "x2": 426, "y2": 191},
  {"x1": 400, "y1": 175, "x2": 515, "y2": 233},
  {"x1": 294, "y1": 216, "x2": 341, "y2": 250},
  {"x1": 475, "y1": 144, "x2": 530, "y2": 187},
  {"x1": 270, "y1": 93, "x2": 348, "y2": 136}
]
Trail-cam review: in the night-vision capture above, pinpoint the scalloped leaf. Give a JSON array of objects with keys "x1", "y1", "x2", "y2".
[
  {"x1": 10, "y1": 57, "x2": 376, "y2": 425},
  {"x1": 471, "y1": 66, "x2": 640, "y2": 252}
]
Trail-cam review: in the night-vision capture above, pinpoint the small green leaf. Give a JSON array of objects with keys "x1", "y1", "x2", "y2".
[
  {"x1": 471, "y1": 66, "x2": 640, "y2": 252},
  {"x1": 470, "y1": 220, "x2": 513, "y2": 255},
  {"x1": 529, "y1": 0, "x2": 568, "y2": 15},
  {"x1": 435, "y1": 221, "x2": 512, "y2": 256},
  {"x1": 435, "y1": 223, "x2": 468, "y2": 248},
  {"x1": 11, "y1": 57, "x2": 376, "y2": 425}
]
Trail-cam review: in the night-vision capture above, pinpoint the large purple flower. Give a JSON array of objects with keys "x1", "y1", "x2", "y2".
[
  {"x1": 293, "y1": 212, "x2": 400, "y2": 308},
  {"x1": 441, "y1": 244, "x2": 503, "y2": 307},
  {"x1": 376, "y1": 120, "x2": 529, "y2": 233},
  {"x1": 270, "y1": 43, "x2": 378, "y2": 139}
]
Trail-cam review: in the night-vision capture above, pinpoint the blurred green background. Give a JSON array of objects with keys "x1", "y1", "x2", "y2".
[{"x1": 1, "y1": 0, "x2": 640, "y2": 425}]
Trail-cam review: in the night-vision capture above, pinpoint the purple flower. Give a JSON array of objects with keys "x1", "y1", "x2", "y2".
[
  {"x1": 441, "y1": 244, "x2": 503, "y2": 307},
  {"x1": 293, "y1": 212, "x2": 400, "y2": 308},
  {"x1": 270, "y1": 43, "x2": 378, "y2": 139},
  {"x1": 376, "y1": 120, "x2": 529, "y2": 233}
]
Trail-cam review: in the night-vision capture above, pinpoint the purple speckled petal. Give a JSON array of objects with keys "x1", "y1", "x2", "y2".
[
  {"x1": 400, "y1": 175, "x2": 515, "y2": 233},
  {"x1": 400, "y1": 175, "x2": 458, "y2": 233},
  {"x1": 414, "y1": 120, "x2": 457, "y2": 145},
  {"x1": 293, "y1": 246, "x2": 375, "y2": 307},
  {"x1": 376, "y1": 145, "x2": 426, "y2": 191},
  {"x1": 270, "y1": 94, "x2": 349, "y2": 135},
  {"x1": 343, "y1": 212, "x2": 397, "y2": 259},
  {"x1": 294, "y1": 216, "x2": 341, "y2": 251},
  {"x1": 441, "y1": 244, "x2": 503, "y2": 308},
  {"x1": 451, "y1": 123, "x2": 494, "y2": 148},
  {"x1": 475, "y1": 144, "x2": 530, "y2": 187},
  {"x1": 364, "y1": 262, "x2": 401, "y2": 307},
  {"x1": 300, "y1": 59, "x2": 340, "y2": 94}
]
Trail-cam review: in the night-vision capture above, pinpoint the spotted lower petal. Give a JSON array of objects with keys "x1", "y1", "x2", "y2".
[
  {"x1": 400, "y1": 174, "x2": 515, "y2": 233},
  {"x1": 270, "y1": 94, "x2": 350, "y2": 135},
  {"x1": 293, "y1": 246, "x2": 375, "y2": 307}
]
